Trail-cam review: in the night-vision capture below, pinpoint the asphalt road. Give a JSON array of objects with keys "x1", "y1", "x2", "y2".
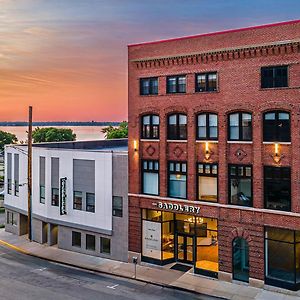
[{"x1": 0, "y1": 245, "x2": 220, "y2": 300}]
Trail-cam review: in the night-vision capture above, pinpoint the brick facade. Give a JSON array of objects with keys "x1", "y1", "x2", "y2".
[{"x1": 128, "y1": 20, "x2": 300, "y2": 286}]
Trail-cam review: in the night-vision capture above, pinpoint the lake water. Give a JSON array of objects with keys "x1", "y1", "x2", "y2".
[{"x1": 0, "y1": 126, "x2": 107, "y2": 142}]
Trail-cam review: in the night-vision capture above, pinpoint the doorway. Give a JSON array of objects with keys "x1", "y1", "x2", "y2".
[
  {"x1": 233, "y1": 237, "x2": 249, "y2": 282},
  {"x1": 177, "y1": 234, "x2": 194, "y2": 264}
]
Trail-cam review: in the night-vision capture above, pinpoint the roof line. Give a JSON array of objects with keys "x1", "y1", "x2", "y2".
[{"x1": 128, "y1": 19, "x2": 300, "y2": 48}]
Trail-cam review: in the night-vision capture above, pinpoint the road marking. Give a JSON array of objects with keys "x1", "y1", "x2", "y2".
[
  {"x1": 106, "y1": 284, "x2": 119, "y2": 289},
  {"x1": 35, "y1": 267, "x2": 47, "y2": 272},
  {"x1": 0, "y1": 239, "x2": 29, "y2": 254}
]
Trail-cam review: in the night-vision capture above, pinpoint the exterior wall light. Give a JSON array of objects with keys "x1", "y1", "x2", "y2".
[
  {"x1": 272, "y1": 143, "x2": 282, "y2": 163},
  {"x1": 133, "y1": 140, "x2": 138, "y2": 152},
  {"x1": 205, "y1": 142, "x2": 212, "y2": 160}
]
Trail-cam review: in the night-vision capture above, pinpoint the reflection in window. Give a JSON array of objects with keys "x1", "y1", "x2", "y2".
[
  {"x1": 233, "y1": 238, "x2": 249, "y2": 282},
  {"x1": 142, "y1": 160, "x2": 159, "y2": 195},
  {"x1": 228, "y1": 112, "x2": 252, "y2": 141},
  {"x1": 140, "y1": 77, "x2": 158, "y2": 95},
  {"x1": 229, "y1": 165, "x2": 252, "y2": 207},
  {"x1": 197, "y1": 113, "x2": 218, "y2": 140},
  {"x1": 195, "y1": 72, "x2": 217, "y2": 92},
  {"x1": 168, "y1": 113, "x2": 187, "y2": 140},
  {"x1": 167, "y1": 75, "x2": 186, "y2": 93},
  {"x1": 261, "y1": 66, "x2": 288, "y2": 89},
  {"x1": 198, "y1": 163, "x2": 218, "y2": 202},
  {"x1": 141, "y1": 115, "x2": 159, "y2": 139},
  {"x1": 168, "y1": 162, "x2": 187, "y2": 199}
]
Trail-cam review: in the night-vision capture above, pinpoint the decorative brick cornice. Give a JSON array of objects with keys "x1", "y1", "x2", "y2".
[{"x1": 131, "y1": 39, "x2": 300, "y2": 69}]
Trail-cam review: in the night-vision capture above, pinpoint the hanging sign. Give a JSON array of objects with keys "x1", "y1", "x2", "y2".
[
  {"x1": 154, "y1": 201, "x2": 201, "y2": 214},
  {"x1": 60, "y1": 177, "x2": 67, "y2": 215}
]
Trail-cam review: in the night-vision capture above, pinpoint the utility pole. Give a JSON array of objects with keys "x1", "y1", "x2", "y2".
[{"x1": 27, "y1": 106, "x2": 33, "y2": 241}]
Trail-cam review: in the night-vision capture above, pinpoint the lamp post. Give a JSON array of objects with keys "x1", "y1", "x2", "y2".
[{"x1": 27, "y1": 106, "x2": 33, "y2": 241}]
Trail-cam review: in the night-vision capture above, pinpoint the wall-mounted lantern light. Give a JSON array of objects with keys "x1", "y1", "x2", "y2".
[
  {"x1": 133, "y1": 140, "x2": 138, "y2": 152},
  {"x1": 205, "y1": 142, "x2": 212, "y2": 160},
  {"x1": 272, "y1": 143, "x2": 281, "y2": 163}
]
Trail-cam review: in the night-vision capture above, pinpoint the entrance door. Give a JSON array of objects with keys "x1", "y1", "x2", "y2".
[
  {"x1": 177, "y1": 235, "x2": 194, "y2": 263},
  {"x1": 233, "y1": 237, "x2": 249, "y2": 282}
]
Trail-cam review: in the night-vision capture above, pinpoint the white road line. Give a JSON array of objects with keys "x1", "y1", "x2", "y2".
[{"x1": 106, "y1": 284, "x2": 119, "y2": 289}]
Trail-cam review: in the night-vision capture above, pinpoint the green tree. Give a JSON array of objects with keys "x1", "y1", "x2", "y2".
[
  {"x1": 0, "y1": 130, "x2": 18, "y2": 151},
  {"x1": 102, "y1": 121, "x2": 128, "y2": 139},
  {"x1": 32, "y1": 127, "x2": 76, "y2": 143}
]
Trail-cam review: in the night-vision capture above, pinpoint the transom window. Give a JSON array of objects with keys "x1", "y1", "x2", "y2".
[
  {"x1": 261, "y1": 66, "x2": 288, "y2": 89},
  {"x1": 167, "y1": 75, "x2": 186, "y2": 93},
  {"x1": 264, "y1": 166, "x2": 291, "y2": 212},
  {"x1": 140, "y1": 77, "x2": 158, "y2": 95},
  {"x1": 198, "y1": 163, "x2": 218, "y2": 202},
  {"x1": 263, "y1": 111, "x2": 290, "y2": 142},
  {"x1": 141, "y1": 115, "x2": 159, "y2": 139},
  {"x1": 197, "y1": 113, "x2": 218, "y2": 140},
  {"x1": 168, "y1": 113, "x2": 187, "y2": 140},
  {"x1": 168, "y1": 161, "x2": 187, "y2": 199},
  {"x1": 229, "y1": 165, "x2": 252, "y2": 207},
  {"x1": 195, "y1": 72, "x2": 217, "y2": 92},
  {"x1": 228, "y1": 112, "x2": 252, "y2": 141},
  {"x1": 142, "y1": 160, "x2": 159, "y2": 195}
]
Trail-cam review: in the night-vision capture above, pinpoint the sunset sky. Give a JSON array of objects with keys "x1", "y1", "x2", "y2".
[{"x1": 1, "y1": 0, "x2": 300, "y2": 121}]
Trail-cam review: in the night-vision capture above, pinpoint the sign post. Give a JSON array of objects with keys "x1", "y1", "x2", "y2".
[{"x1": 60, "y1": 177, "x2": 67, "y2": 215}]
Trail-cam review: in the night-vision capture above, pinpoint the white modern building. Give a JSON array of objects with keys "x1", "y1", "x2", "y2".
[{"x1": 4, "y1": 139, "x2": 128, "y2": 261}]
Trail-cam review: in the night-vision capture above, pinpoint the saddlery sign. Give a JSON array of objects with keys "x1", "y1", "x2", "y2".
[{"x1": 154, "y1": 201, "x2": 201, "y2": 214}]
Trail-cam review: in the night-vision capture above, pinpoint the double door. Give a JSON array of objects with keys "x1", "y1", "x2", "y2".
[{"x1": 177, "y1": 234, "x2": 194, "y2": 264}]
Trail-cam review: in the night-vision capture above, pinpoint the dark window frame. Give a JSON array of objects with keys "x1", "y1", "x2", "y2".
[
  {"x1": 167, "y1": 113, "x2": 187, "y2": 140},
  {"x1": 73, "y1": 191, "x2": 83, "y2": 210},
  {"x1": 166, "y1": 75, "x2": 186, "y2": 94},
  {"x1": 168, "y1": 161, "x2": 187, "y2": 199},
  {"x1": 141, "y1": 114, "x2": 160, "y2": 139},
  {"x1": 140, "y1": 77, "x2": 158, "y2": 95},
  {"x1": 100, "y1": 237, "x2": 111, "y2": 254},
  {"x1": 197, "y1": 163, "x2": 218, "y2": 202},
  {"x1": 112, "y1": 196, "x2": 123, "y2": 217},
  {"x1": 14, "y1": 180, "x2": 19, "y2": 197},
  {"x1": 261, "y1": 65, "x2": 288, "y2": 89},
  {"x1": 72, "y1": 231, "x2": 81, "y2": 247},
  {"x1": 228, "y1": 164, "x2": 253, "y2": 207},
  {"x1": 141, "y1": 160, "x2": 159, "y2": 196},
  {"x1": 263, "y1": 111, "x2": 291, "y2": 142},
  {"x1": 195, "y1": 72, "x2": 218, "y2": 92},
  {"x1": 86, "y1": 192, "x2": 95, "y2": 213},
  {"x1": 86, "y1": 234, "x2": 96, "y2": 251},
  {"x1": 228, "y1": 112, "x2": 252, "y2": 141},
  {"x1": 51, "y1": 188, "x2": 59, "y2": 206},
  {"x1": 196, "y1": 113, "x2": 218, "y2": 140},
  {"x1": 264, "y1": 166, "x2": 291, "y2": 212},
  {"x1": 40, "y1": 185, "x2": 45, "y2": 204}
]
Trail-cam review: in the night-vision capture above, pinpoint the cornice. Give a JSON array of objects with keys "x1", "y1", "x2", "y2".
[{"x1": 131, "y1": 39, "x2": 300, "y2": 69}]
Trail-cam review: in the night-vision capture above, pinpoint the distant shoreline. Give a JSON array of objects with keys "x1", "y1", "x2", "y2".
[{"x1": 0, "y1": 122, "x2": 121, "y2": 127}]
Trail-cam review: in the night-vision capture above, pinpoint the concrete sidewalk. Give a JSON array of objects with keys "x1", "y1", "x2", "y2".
[{"x1": 0, "y1": 229, "x2": 298, "y2": 300}]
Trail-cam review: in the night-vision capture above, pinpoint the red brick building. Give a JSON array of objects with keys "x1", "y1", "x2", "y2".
[{"x1": 128, "y1": 20, "x2": 300, "y2": 290}]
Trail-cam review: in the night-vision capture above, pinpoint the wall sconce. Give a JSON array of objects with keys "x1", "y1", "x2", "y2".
[
  {"x1": 205, "y1": 142, "x2": 212, "y2": 160},
  {"x1": 272, "y1": 143, "x2": 282, "y2": 164},
  {"x1": 133, "y1": 140, "x2": 138, "y2": 152}
]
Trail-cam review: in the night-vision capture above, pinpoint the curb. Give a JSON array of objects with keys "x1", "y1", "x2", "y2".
[{"x1": 0, "y1": 238, "x2": 227, "y2": 299}]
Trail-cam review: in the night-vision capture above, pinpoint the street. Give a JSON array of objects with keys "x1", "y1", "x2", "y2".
[{"x1": 0, "y1": 245, "x2": 220, "y2": 300}]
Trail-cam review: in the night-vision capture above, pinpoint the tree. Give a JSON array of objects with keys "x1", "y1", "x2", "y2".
[
  {"x1": 0, "y1": 130, "x2": 18, "y2": 151},
  {"x1": 32, "y1": 127, "x2": 76, "y2": 143},
  {"x1": 102, "y1": 121, "x2": 128, "y2": 139}
]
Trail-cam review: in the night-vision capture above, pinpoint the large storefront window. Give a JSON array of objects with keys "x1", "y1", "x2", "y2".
[
  {"x1": 265, "y1": 227, "x2": 300, "y2": 290},
  {"x1": 142, "y1": 209, "x2": 218, "y2": 277}
]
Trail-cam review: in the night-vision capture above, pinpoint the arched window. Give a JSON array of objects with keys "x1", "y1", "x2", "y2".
[
  {"x1": 228, "y1": 112, "x2": 252, "y2": 141},
  {"x1": 141, "y1": 115, "x2": 159, "y2": 139},
  {"x1": 233, "y1": 237, "x2": 249, "y2": 282},
  {"x1": 263, "y1": 111, "x2": 290, "y2": 142},
  {"x1": 168, "y1": 113, "x2": 187, "y2": 140},
  {"x1": 197, "y1": 113, "x2": 218, "y2": 140}
]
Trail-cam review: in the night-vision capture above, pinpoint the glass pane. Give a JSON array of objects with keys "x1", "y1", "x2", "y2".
[
  {"x1": 212, "y1": 165, "x2": 218, "y2": 174},
  {"x1": 154, "y1": 161, "x2": 159, "y2": 171},
  {"x1": 233, "y1": 238, "x2": 249, "y2": 282},
  {"x1": 179, "y1": 114, "x2": 187, "y2": 125},
  {"x1": 162, "y1": 221, "x2": 174, "y2": 260},
  {"x1": 143, "y1": 172, "x2": 159, "y2": 195},
  {"x1": 143, "y1": 115, "x2": 150, "y2": 125},
  {"x1": 279, "y1": 112, "x2": 289, "y2": 120},
  {"x1": 199, "y1": 176, "x2": 217, "y2": 202},
  {"x1": 266, "y1": 227, "x2": 294, "y2": 243},
  {"x1": 169, "y1": 115, "x2": 176, "y2": 125},
  {"x1": 209, "y1": 127, "x2": 217, "y2": 138},
  {"x1": 152, "y1": 115, "x2": 159, "y2": 125},
  {"x1": 182, "y1": 163, "x2": 187, "y2": 173},
  {"x1": 146, "y1": 210, "x2": 162, "y2": 221},
  {"x1": 265, "y1": 113, "x2": 276, "y2": 120},
  {"x1": 148, "y1": 161, "x2": 153, "y2": 170},
  {"x1": 198, "y1": 127, "x2": 206, "y2": 138},
  {"x1": 198, "y1": 164, "x2": 204, "y2": 174},
  {"x1": 177, "y1": 236, "x2": 185, "y2": 260},
  {"x1": 209, "y1": 114, "x2": 217, "y2": 126},
  {"x1": 169, "y1": 174, "x2": 187, "y2": 198},
  {"x1": 169, "y1": 163, "x2": 174, "y2": 172},
  {"x1": 230, "y1": 127, "x2": 239, "y2": 140},
  {"x1": 230, "y1": 178, "x2": 252, "y2": 206},
  {"x1": 175, "y1": 163, "x2": 180, "y2": 172},
  {"x1": 230, "y1": 113, "x2": 239, "y2": 126},
  {"x1": 198, "y1": 114, "x2": 206, "y2": 126}
]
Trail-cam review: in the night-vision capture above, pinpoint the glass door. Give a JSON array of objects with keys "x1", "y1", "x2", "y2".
[
  {"x1": 233, "y1": 237, "x2": 249, "y2": 282},
  {"x1": 177, "y1": 234, "x2": 194, "y2": 264}
]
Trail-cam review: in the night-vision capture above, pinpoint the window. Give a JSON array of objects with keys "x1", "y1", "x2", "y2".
[
  {"x1": 261, "y1": 66, "x2": 288, "y2": 89},
  {"x1": 263, "y1": 111, "x2": 290, "y2": 142},
  {"x1": 198, "y1": 163, "x2": 218, "y2": 202},
  {"x1": 112, "y1": 196, "x2": 123, "y2": 217},
  {"x1": 7, "y1": 179, "x2": 12, "y2": 195},
  {"x1": 197, "y1": 113, "x2": 218, "y2": 140},
  {"x1": 100, "y1": 237, "x2": 111, "y2": 254},
  {"x1": 51, "y1": 188, "x2": 59, "y2": 206},
  {"x1": 167, "y1": 75, "x2": 186, "y2": 93},
  {"x1": 7, "y1": 153, "x2": 12, "y2": 195},
  {"x1": 73, "y1": 191, "x2": 83, "y2": 210},
  {"x1": 168, "y1": 113, "x2": 187, "y2": 140},
  {"x1": 86, "y1": 234, "x2": 95, "y2": 251},
  {"x1": 14, "y1": 180, "x2": 19, "y2": 196},
  {"x1": 228, "y1": 112, "x2": 252, "y2": 141},
  {"x1": 233, "y1": 238, "x2": 249, "y2": 282},
  {"x1": 168, "y1": 161, "x2": 187, "y2": 199},
  {"x1": 141, "y1": 115, "x2": 159, "y2": 139},
  {"x1": 140, "y1": 77, "x2": 158, "y2": 95},
  {"x1": 264, "y1": 166, "x2": 291, "y2": 212},
  {"x1": 6, "y1": 211, "x2": 17, "y2": 226},
  {"x1": 86, "y1": 193, "x2": 95, "y2": 213},
  {"x1": 229, "y1": 165, "x2": 252, "y2": 207},
  {"x1": 265, "y1": 227, "x2": 300, "y2": 290},
  {"x1": 72, "y1": 231, "x2": 81, "y2": 247},
  {"x1": 195, "y1": 72, "x2": 217, "y2": 92},
  {"x1": 142, "y1": 160, "x2": 159, "y2": 195},
  {"x1": 14, "y1": 154, "x2": 19, "y2": 196},
  {"x1": 40, "y1": 185, "x2": 45, "y2": 204}
]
